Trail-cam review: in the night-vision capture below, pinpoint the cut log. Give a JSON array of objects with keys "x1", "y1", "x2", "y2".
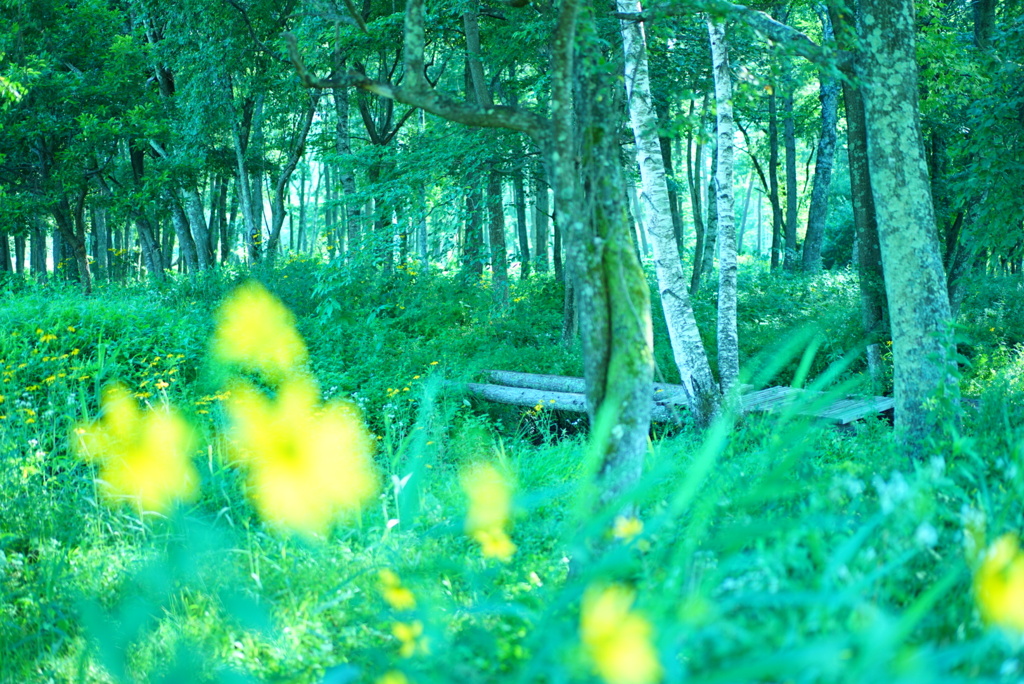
[
  {"x1": 470, "y1": 371, "x2": 894, "y2": 425},
  {"x1": 465, "y1": 382, "x2": 687, "y2": 423},
  {"x1": 485, "y1": 370, "x2": 692, "y2": 405}
]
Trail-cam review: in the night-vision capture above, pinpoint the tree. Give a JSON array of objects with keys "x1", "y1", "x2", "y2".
[
  {"x1": 289, "y1": 0, "x2": 654, "y2": 504},
  {"x1": 858, "y1": 0, "x2": 958, "y2": 452},
  {"x1": 618, "y1": 2, "x2": 720, "y2": 424},
  {"x1": 707, "y1": 15, "x2": 739, "y2": 394}
]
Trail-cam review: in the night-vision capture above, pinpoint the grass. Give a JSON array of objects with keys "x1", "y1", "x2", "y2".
[{"x1": 1, "y1": 260, "x2": 1023, "y2": 683}]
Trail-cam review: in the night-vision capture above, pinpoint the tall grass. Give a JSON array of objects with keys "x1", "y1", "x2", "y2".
[{"x1": 0, "y1": 263, "x2": 1022, "y2": 683}]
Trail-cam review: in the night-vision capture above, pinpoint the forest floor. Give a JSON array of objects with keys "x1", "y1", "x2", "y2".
[{"x1": 2, "y1": 258, "x2": 1024, "y2": 683}]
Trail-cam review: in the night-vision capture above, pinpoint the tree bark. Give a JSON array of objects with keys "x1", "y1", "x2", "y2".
[
  {"x1": 768, "y1": 91, "x2": 784, "y2": 270},
  {"x1": 533, "y1": 171, "x2": 550, "y2": 273},
  {"x1": 783, "y1": 85, "x2": 799, "y2": 269},
  {"x1": 802, "y1": 63, "x2": 839, "y2": 271},
  {"x1": 699, "y1": 131, "x2": 718, "y2": 285},
  {"x1": 619, "y1": 0, "x2": 719, "y2": 424},
  {"x1": 267, "y1": 90, "x2": 321, "y2": 260},
  {"x1": 708, "y1": 16, "x2": 740, "y2": 394},
  {"x1": 514, "y1": 168, "x2": 531, "y2": 280},
  {"x1": 830, "y1": 0, "x2": 888, "y2": 390},
  {"x1": 487, "y1": 170, "x2": 510, "y2": 303},
  {"x1": 332, "y1": 53, "x2": 361, "y2": 256},
  {"x1": 859, "y1": 0, "x2": 958, "y2": 454}
]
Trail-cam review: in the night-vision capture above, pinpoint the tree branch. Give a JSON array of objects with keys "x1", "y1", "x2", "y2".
[
  {"x1": 284, "y1": 8, "x2": 547, "y2": 142},
  {"x1": 619, "y1": 0, "x2": 853, "y2": 73}
]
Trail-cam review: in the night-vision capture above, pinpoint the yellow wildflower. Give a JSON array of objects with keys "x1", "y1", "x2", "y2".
[
  {"x1": 210, "y1": 281, "x2": 308, "y2": 379},
  {"x1": 379, "y1": 569, "x2": 417, "y2": 611},
  {"x1": 72, "y1": 384, "x2": 199, "y2": 513},
  {"x1": 225, "y1": 374, "x2": 378, "y2": 536},
  {"x1": 613, "y1": 516, "x2": 644, "y2": 542},
  {"x1": 580, "y1": 584, "x2": 662, "y2": 684},
  {"x1": 974, "y1": 533, "x2": 1024, "y2": 631},
  {"x1": 461, "y1": 462, "x2": 516, "y2": 561},
  {"x1": 392, "y1": 620, "x2": 429, "y2": 657},
  {"x1": 376, "y1": 672, "x2": 410, "y2": 684}
]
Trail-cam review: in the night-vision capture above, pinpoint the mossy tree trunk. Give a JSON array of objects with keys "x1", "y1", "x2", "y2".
[{"x1": 859, "y1": 0, "x2": 958, "y2": 454}]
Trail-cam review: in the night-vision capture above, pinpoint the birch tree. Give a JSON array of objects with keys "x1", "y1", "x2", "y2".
[
  {"x1": 707, "y1": 15, "x2": 739, "y2": 394},
  {"x1": 617, "y1": 1, "x2": 720, "y2": 425}
]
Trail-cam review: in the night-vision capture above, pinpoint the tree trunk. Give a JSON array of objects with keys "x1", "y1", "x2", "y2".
[
  {"x1": 533, "y1": 171, "x2": 550, "y2": 273},
  {"x1": 167, "y1": 191, "x2": 198, "y2": 273},
  {"x1": 687, "y1": 97, "x2": 707, "y2": 294},
  {"x1": 830, "y1": 0, "x2": 888, "y2": 390},
  {"x1": 231, "y1": 104, "x2": 260, "y2": 264},
  {"x1": 699, "y1": 132, "x2": 719, "y2": 285},
  {"x1": 768, "y1": 91, "x2": 784, "y2": 270},
  {"x1": 51, "y1": 190, "x2": 93, "y2": 295},
  {"x1": 267, "y1": 91, "x2": 321, "y2": 260},
  {"x1": 708, "y1": 16, "x2": 740, "y2": 394},
  {"x1": 14, "y1": 234, "x2": 25, "y2": 275},
  {"x1": 182, "y1": 189, "x2": 211, "y2": 269},
  {"x1": 463, "y1": 183, "x2": 485, "y2": 277},
  {"x1": 654, "y1": 99, "x2": 685, "y2": 250},
  {"x1": 619, "y1": 0, "x2": 719, "y2": 424},
  {"x1": 92, "y1": 205, "x2": 109, "y2": 281},
  {"x1": 783, "y1": 86, "x2": 799, "y2": 269},
  {"x1": 737, "y1": 172, "x2": 754, "y2": 254},
  {"x1": 0, "y1": 233, "x2": 11, "y2": 273},
  {"x1": 486, "y1": 170, "x2": 509, "y2": 303},
  {"x1": 333, "y1": 53, "x2": 361, "y2": 256},
  {"x1": 802, "y1": 12, "x2": 840, "y2": 273},
  {"x1": 558, "y1": 0, "x2": 654, "y2": 508},
  {"x1": 859, "y1": 0, "x2": 958, "y2": 454},
  {"x1": 514, "y1": 168, "x2": 531, "y2": 280},
  {"x1": 802, "y1": 63, "x2": 839, "y2": 272},
  {"x1": 30, "y1": 217, "x2": 46, "y2": 277}
]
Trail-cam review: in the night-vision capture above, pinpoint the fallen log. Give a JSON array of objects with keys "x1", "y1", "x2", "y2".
[
  {"x1": 470, "y1": 371, "x2": 894, "y2": 425},
  {"x1": 464, "y1": 382, "x2": 686, "y2": 423},
  {"x1": 484, "y1": 370, "x2": 693, "y2": 405}
]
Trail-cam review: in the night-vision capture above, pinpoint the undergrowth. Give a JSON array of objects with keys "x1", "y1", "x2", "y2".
[{"x1": 0, "y1": 262, "x2": 1022, "y2": 683}]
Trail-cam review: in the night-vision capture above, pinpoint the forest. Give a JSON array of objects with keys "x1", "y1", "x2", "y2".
[{"x1": 2, "y1": 0, "x2": 1024, "y2": 681}]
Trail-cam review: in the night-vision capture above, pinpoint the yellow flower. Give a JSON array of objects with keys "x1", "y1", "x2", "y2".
[
  {"x1": 376, "y1": 672, "x2": 410, "y2": 684},
  {"x1": 225, "y1": 375, "x2": 378, "y2": 536},
  {"x1": 392, "y1": 620, "x2": 429, "y2": 658},
  {"x1": 613, "y1": 516, "x2": 644, "y2": 542},
  {"x1": 580, "y1": 584, "x2": 662, "y2": 684},
  {"x1": 461, "y1": 462, "x2": 516, "y2": 561},
  {"x1": 210, "y1": 281, "x2": 308, "y2": 379},
  {"x1": 72, "y1": 384, "x2": 199, "y2": 513},
  {"x1": 974, "y1": 533, "x2": 1024, "y2": 631},
  {"x1": 379, "y1": 569, "x2": 417, "y2": 611}
]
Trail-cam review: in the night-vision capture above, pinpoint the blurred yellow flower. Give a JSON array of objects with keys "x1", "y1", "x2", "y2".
[
  {"x1": 379, "y1": 569, "x2": 416, "y2": 611},
  {"x1": 211, "y1": 281, "x2": 308, "y2": 379},
  {"x1": 376, "y1": 671, "x2": 410, "y2": 684},
  {"x1": 974, "y1": 533, "x2": 1024, "y2": 631},
  {"x1": 73, "y1": 384, "x2": 198, "y2": 513},
  {"x1": 225, "y1": 375, "x2": 378, "y2": 536},
  {"x1": 580, "y1": 584, "x2": 662, "y2": 684},
  {"x1": 613, "y1": 516, "x2": 644, "y2": 542},
  {"x1": 461, "y1": 462, "x2": 516, "y2": 561},
  {"x1": 392, "y1": 620, "x2": 429, "y2": 657}
]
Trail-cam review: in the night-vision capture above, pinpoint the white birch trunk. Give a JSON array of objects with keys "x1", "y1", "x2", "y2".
[
  {"x1": 618, "y1": 1, "x2": 719, "y2": 423},
  {"x1": 707, "y1": 16, "x2": 740, "y2": 394}
]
